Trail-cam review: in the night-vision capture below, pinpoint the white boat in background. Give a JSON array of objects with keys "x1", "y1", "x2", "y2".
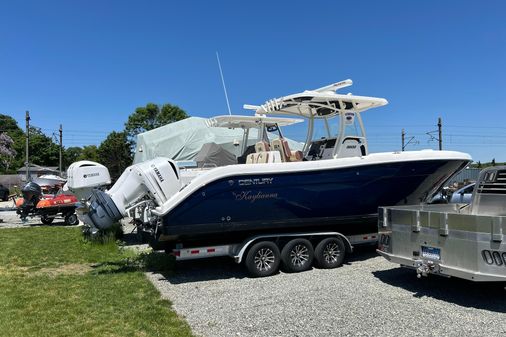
[
  {"x1": 33, "y1": 174, "x2": 66, "y2": 187},
  {"x1": 132, "y1": 115, "x2": 304, "y2": 164}
]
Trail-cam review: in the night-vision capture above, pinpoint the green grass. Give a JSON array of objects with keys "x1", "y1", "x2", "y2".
[
  {"x1": 0, "y1": 227, "x2": 193, "y2": 337},
  {"x1": 0, "y1": 227, "x2": 128, "y2": 268}
]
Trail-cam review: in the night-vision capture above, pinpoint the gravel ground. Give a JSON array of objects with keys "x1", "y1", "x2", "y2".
[{"x1": 147, "y1": 247, "x2": 506, "y2": 337}]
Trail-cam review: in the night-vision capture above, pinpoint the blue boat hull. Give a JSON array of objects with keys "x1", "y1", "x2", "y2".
[{"x1": 156, "y1": 159, "x2": 468, "y2": 248}]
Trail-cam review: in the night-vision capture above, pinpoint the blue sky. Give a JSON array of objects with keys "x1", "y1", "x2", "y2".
[{"x1": 1, "y1": 1, "x2": 505, "y2": 162}]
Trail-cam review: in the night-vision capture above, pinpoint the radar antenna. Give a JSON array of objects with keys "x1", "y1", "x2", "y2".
[{"x1": 216, "y1": 52, "x2": 232, "y2": 115}]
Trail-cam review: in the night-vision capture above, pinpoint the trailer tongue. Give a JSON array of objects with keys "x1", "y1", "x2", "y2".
[{"x1": 377, "y1": 166, "x2": 506, "y2": 282}]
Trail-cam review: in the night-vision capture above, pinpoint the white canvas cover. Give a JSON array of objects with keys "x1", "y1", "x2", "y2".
[{"x1": 133, "y1": 117, "x2": 303, "y2": 164}]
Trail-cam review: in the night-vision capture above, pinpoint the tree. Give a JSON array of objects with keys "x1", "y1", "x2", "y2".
[
  {"x1": 0, "y1": 133, "x2": 16, "y2": 172},
  {"x1": 124, "y1": 103, "x2": 188, "y2": 141},
  {"x1": 78, "y1": 145, "x2": 99, "y2": 162},
  {"x1": 98, "y1": 131, "x2": 132, "y2": 181},
  {"x1": 27, "y1": 127, "x2": 60, "y2": 167},
  {"x1": 477, "y1": 161, "x2": 482, "y2": 168},
  {"x1": 0, "y1": 114, "x2": 25, "y2": 172},
  {"x1": 0, "y1": 115, "x2": 63, "y2": 171},
  {"x1": 492, "y1": 158, "x2": 496, "y2": 166},
  {"x1": 64, "y1": 146, "x2": 83, "y2": 167}
]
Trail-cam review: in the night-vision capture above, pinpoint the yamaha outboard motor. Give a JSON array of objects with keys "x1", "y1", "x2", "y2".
[
  {"x1": 66, "y1": 158, "x2": 181, "y2": 234},
  {"x1": 17, "y1": 182, "x2": 42, "y2": 219}
]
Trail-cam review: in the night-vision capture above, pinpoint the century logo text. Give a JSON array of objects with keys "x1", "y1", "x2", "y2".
[{"x1": 238, "y1": 178, "x2": 274, "y2": 186}]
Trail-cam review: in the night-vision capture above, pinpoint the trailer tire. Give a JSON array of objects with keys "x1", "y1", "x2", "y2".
[
  {"x1": 281, "y1": 239, "x2": 314, "y2": 273},
  {"x1": 245, "y1": 241, "x2": 280, "y2": 277},
  {"x1": 41, "y1": 215, "x2": 54, "y2": 225},
  {"x1": 315, "y1": 237, "x2": 345, "y2": 269},
  {"x1": 64, "y1": 213, "x2": 79, "y2": 226}
]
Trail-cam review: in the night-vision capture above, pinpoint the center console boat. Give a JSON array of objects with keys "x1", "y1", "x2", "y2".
[{"x1": 68, "y1": 79, "x2": 472, "y2": 252}]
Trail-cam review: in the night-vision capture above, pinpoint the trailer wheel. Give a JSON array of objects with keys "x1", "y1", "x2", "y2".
[
  {"x1": 281, "y1": 239, "x2": 314, "y2": 272},
  {"x1": 64, "y1": 213, "x2": 79, "y2": 226},
  {"x1": 315, "y1": 237, "x2": 345, "y2": 269},
  {"x1": 245, "y1": 241, "x2": 280, "y2": 277},
  {"x1": 41, "y1": 215, "x2": 54, "y2": 225}
]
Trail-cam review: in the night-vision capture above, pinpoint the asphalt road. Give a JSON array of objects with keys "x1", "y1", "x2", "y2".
[{"x1": 147, "y1": 247, "x2": 506, "y2": 337}]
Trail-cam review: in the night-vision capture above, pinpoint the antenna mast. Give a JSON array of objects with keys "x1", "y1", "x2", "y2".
[{"x1": 216, "y1": 52, "x2": 232, "y2": 115}]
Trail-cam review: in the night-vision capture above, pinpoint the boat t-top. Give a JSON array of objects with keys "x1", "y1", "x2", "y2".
[{"x1": 242, "y1": 79, "x2": 385, "y2": 162}]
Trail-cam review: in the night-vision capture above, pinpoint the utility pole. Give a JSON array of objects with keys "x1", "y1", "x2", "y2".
[
  {"x1": 426, "y1": 117, "x2": 443, "y2": 150},
  {"x1": 438, "y1": 117, "x2": 442, "y2": 150},
  {"x1": 401, "y1": 128, "x2": 405, "y2": 151},
  {"x1": 25, "y1": 111, "x2": 30, "y2": 181},
  {"x1": 59, "y1": 124, "x2": 63, "y2": 176},
  {"x1": 401, "y1": 128, "x2": 418, "y2": 151}
]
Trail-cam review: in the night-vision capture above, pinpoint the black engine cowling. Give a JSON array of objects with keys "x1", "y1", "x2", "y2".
[{"x1": 18, "y1": 182, "x2": 42, "y2": 218}]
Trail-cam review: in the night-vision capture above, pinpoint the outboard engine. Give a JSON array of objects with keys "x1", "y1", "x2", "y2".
[
  {"x1": 67, "y1": 157, "x2": 181, "y2": 233},
  {"x1": 17, "y1": 182, "x2": 42, "y2": 219},
  {"x1": 66, "y1": 161, "x2": 112, "y2": 201}
]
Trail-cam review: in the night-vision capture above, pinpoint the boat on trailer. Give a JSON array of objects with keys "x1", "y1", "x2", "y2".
[
  {"x1": 68, "y1": 79, "x2": 472, "y2": 276},
  {"x1": 150, "y1": 80, "x2": 471, "y2": 248}
]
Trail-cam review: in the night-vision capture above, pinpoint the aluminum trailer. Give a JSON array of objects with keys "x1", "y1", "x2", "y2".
[
  {"x1": 377, "y1": 166, "x2": 506, "y2": 282},
  {"x1": 168, "y1": 231, "x2": 380, "y2": 277}
]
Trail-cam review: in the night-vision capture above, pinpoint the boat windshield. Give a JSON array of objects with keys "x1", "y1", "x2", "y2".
[
  {"x1": 326, "y1": 113, "x2": 365, "y2": 138},
  {"x1": 313, "y1": 116, "x2": 359, "y2": 141},
  {"x1": 243, "y1": 122, "x2": 290, "y2": 150}
]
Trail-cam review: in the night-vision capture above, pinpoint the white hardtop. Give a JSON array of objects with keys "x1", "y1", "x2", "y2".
[
  {"x1": 244, "y1": 79, "x2": 388, "y2": 118},
  {"x1": 206, "y1": 114, "x2": 303, "y2": 128}
]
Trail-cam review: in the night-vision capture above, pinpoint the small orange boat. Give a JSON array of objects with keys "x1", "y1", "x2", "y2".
[{"x1": 16, "y1": 182, "x2": 79, "y2": 225}]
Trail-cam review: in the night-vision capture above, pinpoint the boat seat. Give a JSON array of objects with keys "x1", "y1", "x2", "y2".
[
  {"x1": 255, "y1": 141, "x2": 271, "y2": 153},
  {"x1": 246, "y1": 153, "x2": 258, "y2": 164},
  {"x1": 246, "y1": 151, "x2": 282, "y2": 164},
  {"x1": 272, "y1": 138, "x2": 301, "y2": 162},
  {"x1": 272, "y1": 138, "x2": 287, "y2": 162},
  {"x1": 289, "y1": 150, "x2": 303, "y2": 162},
  {"x1": 257, "y1": 151, "x2": 269, "y2": 163}
]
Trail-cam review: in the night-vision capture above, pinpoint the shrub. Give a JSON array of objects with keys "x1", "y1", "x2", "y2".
[{"x1": 82, "y1": 222, "x2": 124, "y2": 244}]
